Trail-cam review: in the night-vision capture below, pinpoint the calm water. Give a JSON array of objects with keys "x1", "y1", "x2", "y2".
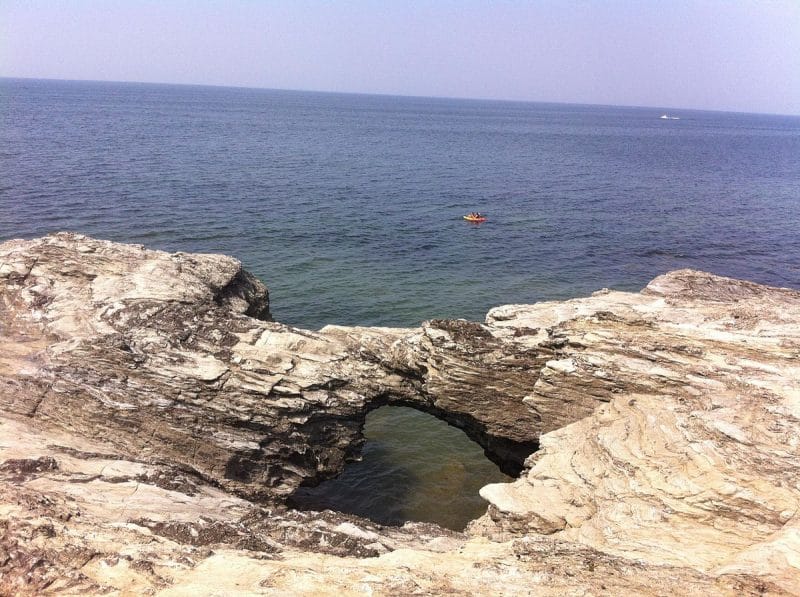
[
  {"x1": 2, "y1": 78, "x2": 799, "y2": 527},
  {"x1": 291, "y1": 406, "x2": 511, "y2": 530}
]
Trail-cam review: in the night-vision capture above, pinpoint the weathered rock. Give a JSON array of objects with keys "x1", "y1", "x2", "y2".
[
  {"x1": 320, "y1": 320, "x2": 544, "y2": 474},
  {"x1": 0, "y1": 233, "x2": 542, "y2": 499},
  {"x1": 477, "y1": 270, "x2": 800, "y2": 592},
  {"x1": 0, "y1": 415, "x2": 467, "y2": 595},
  {"x1": 1, "y1": 233, "x2": 799, "y2": 595},
  {"x1": 0, "y1": 415, "x2": 783, "y2": 596},
  {"x1": 0, "y1": 233, "x2": 375, "y2": 501}
]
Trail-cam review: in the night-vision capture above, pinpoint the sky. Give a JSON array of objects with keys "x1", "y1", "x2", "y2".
[{"x1": 2, "y1": 1, "x2": 799, "y2": 115}]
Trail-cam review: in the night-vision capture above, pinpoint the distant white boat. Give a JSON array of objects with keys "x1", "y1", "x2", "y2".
[{"x1": 660, "y1": 114, "x2": 680, "y2": 120}]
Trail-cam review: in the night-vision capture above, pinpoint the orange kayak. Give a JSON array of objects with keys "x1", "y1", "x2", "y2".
[{"x1": 463, "y1": 215, "x2": 487, "y2": 222}]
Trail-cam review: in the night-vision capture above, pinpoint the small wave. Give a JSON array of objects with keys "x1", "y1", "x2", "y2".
[{"x1": 638, "y1": 248, "x2": 689, "y2": 259}]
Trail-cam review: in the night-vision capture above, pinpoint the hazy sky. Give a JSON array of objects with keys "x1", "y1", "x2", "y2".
[{"x1": 2, "y1": 1, "x2": 799, "y2": 114}]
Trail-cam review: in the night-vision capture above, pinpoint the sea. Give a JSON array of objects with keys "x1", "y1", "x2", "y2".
[{"x1": 2, "y1": 78, "x2": 799, "y2": 529}]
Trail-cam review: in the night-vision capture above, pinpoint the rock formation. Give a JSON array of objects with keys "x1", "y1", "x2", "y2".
[{"x1": 1, "y1": 233, "x2": 798, "y2": 595}]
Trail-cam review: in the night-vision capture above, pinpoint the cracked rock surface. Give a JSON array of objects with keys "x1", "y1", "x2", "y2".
[{"x1": 1, "y1": 233, "x2": 798, "y2": 595}]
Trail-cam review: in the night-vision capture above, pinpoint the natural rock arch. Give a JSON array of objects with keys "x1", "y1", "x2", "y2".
[{"x1": 3, "y1": 235, "x2": 800, "y2": 594}]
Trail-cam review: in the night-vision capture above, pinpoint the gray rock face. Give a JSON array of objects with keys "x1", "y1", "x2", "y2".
[
  {"x1": 2, "y1": 233, "x2": 799, "y2": 595},
  {"x1": 0, "y1": 233, "x2": 544, "y2": 500},
  {"x1": 321, "y1": 319, "x2": 544, "y2": 474},
  {"x1": 2, "y1": 233, "x2": 350, "y2": 500}
]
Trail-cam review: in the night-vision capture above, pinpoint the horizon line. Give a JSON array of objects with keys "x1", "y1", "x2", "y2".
[{"x1": 2, "y1": 74, "x2": 799, "y2": 119}]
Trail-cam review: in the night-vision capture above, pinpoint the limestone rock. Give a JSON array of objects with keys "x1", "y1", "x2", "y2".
[
  {"x1": 1, "y1": 234, "x2": 799, "y2": 595},
  {"x1": 0, "y1": 233, "x2": 370, "y2": 500},
  {"x1": 0, "y1": 412, "x2": 782, "y2": 596},
  {"x1": 0, "y1": 233, "x2": 542, "y2": 500},
  {"x1": 478, "y1": 270, "x2": 800, "y2": 593}
]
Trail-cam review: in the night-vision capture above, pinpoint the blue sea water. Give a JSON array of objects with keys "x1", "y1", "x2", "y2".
[
  {"x1": 3, "y1": 78, "x2": 799, "y2": 331},
  {"x1": 2, "y1": 78, "x2": 799, "y2": 529}
]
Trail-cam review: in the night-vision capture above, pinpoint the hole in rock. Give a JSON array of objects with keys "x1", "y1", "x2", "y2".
[{"x1": 289, "y1": 405, "x2": 513, "y2": 531}]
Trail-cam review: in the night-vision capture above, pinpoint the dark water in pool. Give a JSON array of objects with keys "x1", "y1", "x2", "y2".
[
  {"x1": 2, "y1": 78, "x2": 799, "y2": 527},
  {"x1": 291, "y1": 406, "x2": 512, "y2": 530}
]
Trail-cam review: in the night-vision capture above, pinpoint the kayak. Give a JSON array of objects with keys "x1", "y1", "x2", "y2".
[{"x1": 463, "y1": 215, "x2": 487, "y2": 222}]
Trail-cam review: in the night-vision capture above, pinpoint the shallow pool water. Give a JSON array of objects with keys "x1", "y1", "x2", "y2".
[{"x1": 290, "y1": 406, "x2": 513, "y2": 530}]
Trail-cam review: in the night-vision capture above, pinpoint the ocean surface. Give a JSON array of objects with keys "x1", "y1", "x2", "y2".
[{"x1": 2, "y1": 78, "x2": 799, "y2": 529}]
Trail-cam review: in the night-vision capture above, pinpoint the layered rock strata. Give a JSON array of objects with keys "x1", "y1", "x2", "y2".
[
  {"x1": 1, "y1": 233, "x2": 798, "y2": 595},
  {"x1": 0, "y1": 233, "x2": 544, "y2": 498},
  {"x1": 478, "y1": 271, "x2": 800, "y2": 586}
]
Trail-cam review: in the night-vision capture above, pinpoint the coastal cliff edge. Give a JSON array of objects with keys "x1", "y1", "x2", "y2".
[{"x1": 1, "y1": 233, "x2": 798, "y2": 595}]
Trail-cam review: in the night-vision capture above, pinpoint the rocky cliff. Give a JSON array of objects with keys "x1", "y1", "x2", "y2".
[{"x1": 1, "y1": 233, "x2": 798, "y2": 595}]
